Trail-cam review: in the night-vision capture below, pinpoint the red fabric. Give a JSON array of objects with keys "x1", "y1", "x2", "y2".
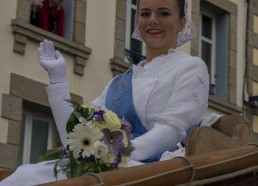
[{"x1": 39, "y1": 0, "x2": 64, "y2": 36}]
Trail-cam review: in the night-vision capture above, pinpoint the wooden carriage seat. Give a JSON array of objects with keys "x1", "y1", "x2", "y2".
[
  {"x1": 186, "y1": 114, "x2": 250, "y2": 156},
  {"x1": 0, "y1": 115, "x2": 251, "y2": 183}
]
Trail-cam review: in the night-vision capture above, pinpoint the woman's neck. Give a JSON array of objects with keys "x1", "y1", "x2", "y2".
[{"x1": 145, "y1": 48, "x2": 170, "y2": 62}]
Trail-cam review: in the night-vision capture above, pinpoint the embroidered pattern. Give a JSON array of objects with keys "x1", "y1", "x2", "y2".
[
  {"x1": 198, "y1": 73, "x2": 209, "y2": 87},
  {"x1": 192, "y1": 90, "x2": 204, "y2": 105},
  {"x1": 191, "y1": 114, "x2": 198, "y2": 126},
  {"x1": 112, "y1": 98, "x2": 120, "y2": 110},
  {"x1": 120, "y1": 79, "x2": 128, "y2": 92}
]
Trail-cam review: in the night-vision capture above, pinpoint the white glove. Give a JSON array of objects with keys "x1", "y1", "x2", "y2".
[{"x1": 37, "y1": 39, "x2": 66, "y2": 84}]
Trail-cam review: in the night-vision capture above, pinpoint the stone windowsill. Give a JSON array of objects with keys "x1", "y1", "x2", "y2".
[
  {"x1": 208, "y1": 96, "x2": 242, "y2": 114},
  {"x1": 11, "y1": 19, "x2": 92, "y2": 75}
]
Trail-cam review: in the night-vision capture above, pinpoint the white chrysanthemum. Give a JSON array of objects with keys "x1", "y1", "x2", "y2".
[
  {"x1": 102, "y1": 153, "x2": 116, "y2": 165},
  {"x1": 67, "y1": 123, "x2": 104, "y2": 159},
  {"x1": 93, "y1": 141, "x2": 108, "y2": 159}
]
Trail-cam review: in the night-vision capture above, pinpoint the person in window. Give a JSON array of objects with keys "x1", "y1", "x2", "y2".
[
  {"x1": 30, "y1": 0, "x2": 43, "y2": 27},
  {"x1": 30, "y1": 0, "x2": 64, "y2": 36},
  {"x1": 0, "y1": 0, "x2": 209, "y2": 185}
]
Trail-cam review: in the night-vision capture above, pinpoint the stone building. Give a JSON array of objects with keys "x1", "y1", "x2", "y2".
[{"x1": 0, "y1": 0, "x2": 257, "y2": 170}]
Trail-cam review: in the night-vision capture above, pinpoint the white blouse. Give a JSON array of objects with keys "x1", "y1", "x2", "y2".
[
  {"x1": 91, "y1": 49, "x2": 209, "y2": 160},
  {"x1": 45, "y1": 49, "x2": 209, "y2": 161}
]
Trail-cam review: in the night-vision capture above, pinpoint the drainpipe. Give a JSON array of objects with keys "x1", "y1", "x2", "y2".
[{"x1": 243, "y1": 0, "x2": 250, "y2": 115}]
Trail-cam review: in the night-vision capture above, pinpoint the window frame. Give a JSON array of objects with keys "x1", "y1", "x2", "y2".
[
  {"x1": 12, "y1": 0, "x2": 91, "y2": 76},
  {"x1": 199, "y1": 8, "x2": 230, "y2": 101},
  {"x1": 21, "y1": 110, "x2": 56, "y2": 164},
  {"x1": 192, "y1": 0, "x2": 237, "y2": 106},
  {"x1": 125, "y1": 0, "x2": 146, "y2": 60},
  {"x1": 125, "y1": 0, "x2": 136, "y2": 53},
  {"x1": 200, "y1": 10, "x2": 217, "y2": 85},
  {"x1": 199, "y1": 7, "x2": 229, "y2": 101},
  {"x1": 0, "y1": 73, "x2": 83, "y2": 169}
]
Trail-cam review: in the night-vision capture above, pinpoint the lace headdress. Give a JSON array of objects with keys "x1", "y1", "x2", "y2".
[{"x1": 131, "y1": 0, "x2": 197, "y2": 47}]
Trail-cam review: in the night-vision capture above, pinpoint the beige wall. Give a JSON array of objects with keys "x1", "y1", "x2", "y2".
[
  {"x1": 0, "y1": 0, "x2": 116, "y2": 143},
  {"x1": 63, "y1": 0, "x2": 117, "y2": 104},
  {"x1": 254, "y1": 15, "x2": 258, "y2": 33},
  {"x1": 0, "y1": 1, "x2": 17, "y2": 143},
  {"x1": 82, "y1": 0, "x2": 116, "y2": 104}
]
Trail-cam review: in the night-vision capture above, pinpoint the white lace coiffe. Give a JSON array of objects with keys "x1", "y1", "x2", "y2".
[{"x1": 131, "y1": 0, "x2": 197, "y2": 47}]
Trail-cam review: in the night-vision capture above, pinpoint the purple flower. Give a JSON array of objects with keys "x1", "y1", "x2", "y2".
[
  {"x1": 94, "y1": 110, "x2": 104, "y2": 122},
  {"x1": 102, "y1": 128, "x2": 125, "y2": 154},
  {"x1": 121, "y1": 118, "x2": 134, "y2": 140},
  {"x1": 110, "y1": 153, "x2": 121, "y2": 169},
  {"x1": 77, "y1": 154, "x2": 95, "y2": 162}
]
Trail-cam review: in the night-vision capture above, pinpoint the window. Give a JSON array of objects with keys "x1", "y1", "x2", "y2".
[
  {"x1": 62, "y1": 0, "x2": 74, "y2": 40},
  {"x1": 19, "y1": 110, "x2": 57, "y2": 164},
  {"x1": 29, "y1": 0, "x2": 74, "y2": 40},
  {"x1": 200, "y1": 9, "x2": 229, "y2": 101},
  {"x1": 13, "y1": 0, "x2": 91, "y2": 76},
  {"x1": 200, "y1": 12, "x2": 216, "y2": 84},
  {"x1": 125, "y1": 0, "x2": 146, "y2": 64}
]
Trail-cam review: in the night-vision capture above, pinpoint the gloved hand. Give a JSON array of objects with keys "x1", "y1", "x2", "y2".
[{"x1": 37, "y1": 39, "x2": 66, "y2": 84}]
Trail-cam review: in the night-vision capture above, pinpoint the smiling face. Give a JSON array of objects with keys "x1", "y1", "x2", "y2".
[{"x1": 137, "y1": 0, "x2": 185, "y2": 55}]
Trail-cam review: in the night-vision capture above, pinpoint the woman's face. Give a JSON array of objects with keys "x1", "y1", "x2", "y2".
[{"x1": 138, "y1": 0, "x2": 185, "y2": 51}]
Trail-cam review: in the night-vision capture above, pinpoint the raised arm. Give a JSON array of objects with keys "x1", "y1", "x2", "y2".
[{"x1": 37, "y1": 39, "x2": 73, "y2": 146}]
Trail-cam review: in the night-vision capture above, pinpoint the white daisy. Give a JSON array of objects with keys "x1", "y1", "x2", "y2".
[
  {"x1": 67, "y1": 123, "x2": 104, "y2": 159},
  {"x1": 93, "y1": 141, "x2": 108, "y2": 159}
]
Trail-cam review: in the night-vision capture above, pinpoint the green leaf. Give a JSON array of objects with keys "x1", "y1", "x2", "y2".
[
  {"x1": 65, "y1": 99, "x2": 81, "y2": 110},
  {"x1": 122, "y1": 141, "x2": 134, "y2": 157},
  {"x1": 38, "y1": 148, "x2": 60, "y2": 162},
  {"x1": 79, "y1": 107, "x2": 94, "y2": 121},
  {"x1": 73, "y1": 110, "x2": 83, "y2": 120},
  {"x1": 66, "y1": 112, "x2": 79, "y2": 133},
  {"x1": 68, "y1": 151, "x2": 79, "y2": 178},
  {"x1": 85, "y1": 108, "x2": 95, "y2": 120},
  {"x1": 54, "y1": 159, "x2": 60, "y2": 179}
]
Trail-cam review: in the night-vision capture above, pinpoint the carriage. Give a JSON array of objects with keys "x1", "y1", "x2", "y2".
[{"x1": 1, "y1": 115, "x2": 256, "y2": 186}]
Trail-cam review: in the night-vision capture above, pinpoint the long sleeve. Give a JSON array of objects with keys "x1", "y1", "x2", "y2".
[
  {"x1": 45, "y1": 82, "x2": 73, "y2": 146},
  {"x1": 130, "y1": 54, "x2": 209, "y2": 161},
  {"x1": 130, "y1": 124, "x2": 178, "y2": 160},
  {"x1": 44, "y1": 52, "x2": 209, "y2": 162}
]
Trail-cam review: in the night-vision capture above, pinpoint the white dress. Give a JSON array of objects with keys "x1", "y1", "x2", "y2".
[{"x1": 0, "y1": 49, "x2": 209, "y2": 186}]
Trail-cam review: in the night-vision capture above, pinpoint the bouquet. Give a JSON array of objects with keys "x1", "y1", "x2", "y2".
[{"x1": 50, "y1": 100, "x2": 134, "y2": 178}]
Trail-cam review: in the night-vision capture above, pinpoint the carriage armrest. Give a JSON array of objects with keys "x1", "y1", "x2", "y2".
[
  {"x1": 186, "y1": 115, "x2": 250, "y2": 156},
  {"x1": 212, "y1": 115, "x2": 249, "y2": 137}
]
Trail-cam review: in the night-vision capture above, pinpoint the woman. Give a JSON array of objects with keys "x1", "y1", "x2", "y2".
[{"x1": 0, "y1": 0, "x2": 209, "y2": 185}]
